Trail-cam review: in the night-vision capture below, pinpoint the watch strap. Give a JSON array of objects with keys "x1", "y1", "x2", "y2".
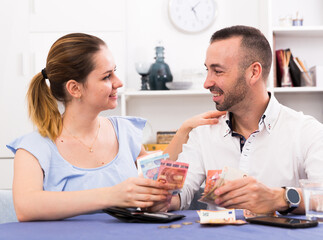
[{"x1": 278, "y1": 206, "x2": 297, "y2": 215}]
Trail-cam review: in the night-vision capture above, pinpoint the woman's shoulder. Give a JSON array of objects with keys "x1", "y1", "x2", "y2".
[
  {"x1": 108, "y1": 116, "x2": 146, "y2": 125},
  {"x1": 107, "y1": 116, "x2": 146, "y2": 131},
  {"x1": 6, "y1": 131, "x2": 52, "y2": 155}
]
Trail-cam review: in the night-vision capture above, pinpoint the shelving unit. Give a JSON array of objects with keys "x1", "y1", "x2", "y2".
[
  {"x1": 273, "y1": 87, "x2": 323, "y2": 93},
  {"x1": 119, "y1": 89, "x2": 210, "y2": 115},
  {"x1": 273, "y1": 26, "x2": 323, "y2": 37},
  {"x1": 269, "y1": 0, "x2": 323, "y2": 123},
  {"x1": 123, "y1": 89, "x2": 209, "y2": 96}
]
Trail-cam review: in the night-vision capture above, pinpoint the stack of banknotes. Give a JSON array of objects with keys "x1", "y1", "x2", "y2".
[
  {"x1": 199, "y1": 166, "x2": 248, "y2": 205},
  {"x1": 137, "y1": 151, "x2": 189, "y2": 193}
]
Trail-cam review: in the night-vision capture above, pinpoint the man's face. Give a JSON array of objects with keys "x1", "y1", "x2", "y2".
[{"x1": 204, "y1": 37, "x2": 249, "y2": 112}]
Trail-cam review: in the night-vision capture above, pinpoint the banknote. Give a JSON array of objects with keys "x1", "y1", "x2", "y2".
[
  {"x1": 221, "y1": 166, "x2": 248, "y2": 181},
  {"x1": 137, "y1": 150, "x2": 163, "y2": 175},
  {"x1": 199, "y1": 166, "x2": 247, "y2": 205},
  {"x1": 140, "y1": 153, "x2": 169, "y2": 180},
  {"x1": 203, "y1": 170, "x2": 222, "y2": 194},
  {"x1": 157, "y1": 160, "x2": 189, "y2": 192},
  {"x1": 197, "y1": 209, "x2": 246, "y2": 225}
]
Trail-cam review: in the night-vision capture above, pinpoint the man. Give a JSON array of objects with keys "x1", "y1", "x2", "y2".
[{"x1": 168, "y1": 25, "x2": 323, "y2": 215}]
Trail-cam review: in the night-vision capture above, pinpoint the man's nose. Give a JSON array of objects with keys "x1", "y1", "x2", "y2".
[{"x1": 204, "y1": 73, "x2": 214, "y2": 89}]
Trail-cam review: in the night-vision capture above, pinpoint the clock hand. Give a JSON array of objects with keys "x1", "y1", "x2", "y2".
[
  {"x1": 191, "y1": 1, "x2": 201, "y2": 20},
  {"x1": 192, "y1": 8, "x2": 199, "y2": 20},
  {"x1": 192, "y1": 1, "x2": 201, "y2": 11}
]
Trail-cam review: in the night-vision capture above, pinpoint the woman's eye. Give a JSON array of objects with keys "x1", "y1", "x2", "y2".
[{"x1": 103, "y1": 74, "x2": 111, "y2": 80}]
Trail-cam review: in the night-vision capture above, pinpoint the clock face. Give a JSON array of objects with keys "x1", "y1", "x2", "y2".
[{"x1": 168, "y1": 0, "x2": 217, "y2": 33}]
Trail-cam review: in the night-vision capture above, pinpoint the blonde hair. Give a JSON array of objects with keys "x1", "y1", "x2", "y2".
[
  {"x1": 27, "y1": 73, "x2": 62, "y2": 141},
  {"x1": 27, "y1": 33, "x2": 106, "y2": 141}
]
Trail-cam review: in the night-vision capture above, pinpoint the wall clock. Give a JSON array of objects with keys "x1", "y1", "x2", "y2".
[{"x1": 168, "y1": 0, "x2": 218, "y2": 33}]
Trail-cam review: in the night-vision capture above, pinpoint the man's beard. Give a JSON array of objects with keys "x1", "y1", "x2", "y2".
[{"x1": 214, "y1": 74, "x2": 248, "y2": 111}]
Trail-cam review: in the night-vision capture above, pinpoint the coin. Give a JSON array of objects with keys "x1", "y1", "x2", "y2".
[
  {"x1": 170, "y1": 224, "x2": 182, "y2": 229},
  {"x1": 182, "y1": 222, "x2": 193, "y2": 225},
  {"x1": 158, "y1": 225, "x2": 170, "y2": 229}
]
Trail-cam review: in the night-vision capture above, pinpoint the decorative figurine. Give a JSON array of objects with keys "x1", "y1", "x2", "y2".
[{"x1": 148, "y1": 44, "x2": 173, "y2": 90}]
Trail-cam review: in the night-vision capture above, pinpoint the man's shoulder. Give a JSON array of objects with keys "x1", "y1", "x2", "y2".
[
  {"x1": 191, "y1": 115, "x2": 228, "y2": 135},
  {"x1": 281, "y1": 105, "x2": 320, "y2": 121},
  {"x1": 280, "y1": 105, "x2": 323, "y2": 130}
]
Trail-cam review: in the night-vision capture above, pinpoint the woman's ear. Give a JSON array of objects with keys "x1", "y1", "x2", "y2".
[
  {"x1": 247, "y1": 62, "x2": 262, "y2": 86},
  {"x1": 65, "y1": 80, "x2": 82, "y2": 99}
]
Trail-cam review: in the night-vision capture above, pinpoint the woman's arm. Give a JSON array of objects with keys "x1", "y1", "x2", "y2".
[
  {"x1": 164, "y1": 111, "x2": 225, "y2": 161},
  {"x1": 13, "y1": 149, "x2": 171, "y2": 221}
]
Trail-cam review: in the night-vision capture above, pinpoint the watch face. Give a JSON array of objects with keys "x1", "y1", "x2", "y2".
[
  {"x1": 168, "y1": 0, "x2": 218, "y2": 33},
  {"x1": 286, "y1": 188, "x2": 300, "y2": 205}
]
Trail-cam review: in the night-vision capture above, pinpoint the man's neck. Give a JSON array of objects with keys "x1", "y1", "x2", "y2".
[{"x1": 231, "y1": 92, "x2": 270, "y2": 139}]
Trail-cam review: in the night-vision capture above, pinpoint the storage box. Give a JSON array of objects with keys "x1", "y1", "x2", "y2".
[
  {"x1": 144, "y1": 144, "x2": 168, "y2": 151},
  {"x1": 156, "y1": 131, "x2": 176, "y2": 144},
  {"x1": 310, "y1": 66, "x2": 323, "y2": 88}
]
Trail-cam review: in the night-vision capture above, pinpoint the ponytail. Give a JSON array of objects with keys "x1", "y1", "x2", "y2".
[{"x1": 27, "y1": 72, "x2": 62, "y2": 141}]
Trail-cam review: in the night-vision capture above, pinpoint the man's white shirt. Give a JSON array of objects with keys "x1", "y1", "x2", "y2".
[{"x1": 178, "y1": 94, "x2": 323, "y2": 209}]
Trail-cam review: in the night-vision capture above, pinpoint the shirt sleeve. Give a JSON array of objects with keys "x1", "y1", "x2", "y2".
[
  {"x1": 6, "y1": 132, "x2": 52, "y2": 174},
  {"x1": 300, "y1": 116, "x2": 323, "y2": 180},
  {"x1": 178, "y1": 127, "x2": 207, "y2": 210}
]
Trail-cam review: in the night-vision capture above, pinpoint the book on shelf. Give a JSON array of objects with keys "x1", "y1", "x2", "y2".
[
  {"x1": 286, "y1": 49, "x2": 301, "y2": 87},
  {"x1": 275, "y1": 48, "x2": 302, "y2": 87},
  {"x1": 275, "y1": 49, "x2": 284, "y2": 87}
]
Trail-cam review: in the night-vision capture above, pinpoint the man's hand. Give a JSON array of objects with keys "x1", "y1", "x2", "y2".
[{"x1": 213, "y1": 176, "x2": 286, "y2": 214}]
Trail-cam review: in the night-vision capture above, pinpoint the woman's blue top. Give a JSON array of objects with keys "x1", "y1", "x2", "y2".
[{"x1": 7, "y1": 116, "x2": 146, "y2": 191}]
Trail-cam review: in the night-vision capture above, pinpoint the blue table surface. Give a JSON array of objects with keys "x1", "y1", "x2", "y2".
[{"x1": 0, "y1": 210, "x2": 322, "y2": 240}]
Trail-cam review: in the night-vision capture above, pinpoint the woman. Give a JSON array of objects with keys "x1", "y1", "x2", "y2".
[{"x1": 7, "y1": 33, "x2": 224, "y2": 221}]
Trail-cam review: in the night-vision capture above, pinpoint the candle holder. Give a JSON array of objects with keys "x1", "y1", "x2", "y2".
[{"x1": 135, "y1": 62, "x2": 151, "y2": 90}]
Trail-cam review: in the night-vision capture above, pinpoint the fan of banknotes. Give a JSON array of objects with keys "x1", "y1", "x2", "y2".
[
  {"x1": 137, "y1": 151, "x2": 189, "y2": 193},
  {"x1": 199, "y1": 166, "x2": 248, "y2": 205}
]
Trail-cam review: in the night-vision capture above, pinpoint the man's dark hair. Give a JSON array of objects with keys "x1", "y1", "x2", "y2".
[{"x1": 210, "y1": 25, "x2": 272, "y2": 80}]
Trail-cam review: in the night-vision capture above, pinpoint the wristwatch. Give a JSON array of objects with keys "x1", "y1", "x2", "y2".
[{"x1": 279, "y1": 187, "x2": 301, "y2": 215}]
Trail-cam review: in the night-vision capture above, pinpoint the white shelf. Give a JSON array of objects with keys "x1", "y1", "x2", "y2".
[
  {"x1": 273, "y1": 26, "x2": 323, "y2": 37},
  {"x1": 123, "y1": 89, "x2": 210, "y2": 96},
  {"x1": 121, "y1": 87, "x2": 323, "y2": 97},
  {"x1": 273, "y1": 87, "x2": 323, "y2": 93}
]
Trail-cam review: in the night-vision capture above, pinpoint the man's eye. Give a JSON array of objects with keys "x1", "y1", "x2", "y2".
[{"x1": 215, "y1": 70, "x2": 223, "y2": 74}]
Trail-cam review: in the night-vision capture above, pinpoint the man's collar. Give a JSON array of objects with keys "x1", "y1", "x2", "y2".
[
  {"x1": 261, "y1": 92, "x2": 281, "y2": 133},
  {"x1": 223, "y1": 92, "x2": 281, "y2": 136}
]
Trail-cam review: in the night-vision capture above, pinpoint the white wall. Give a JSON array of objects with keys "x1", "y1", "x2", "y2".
[
  {"x1": 271, "y1": 0, "x2": 323, "y2": 26},
  {"x1": 125, "y1": 0, "x2": 261, "y2": 90}
]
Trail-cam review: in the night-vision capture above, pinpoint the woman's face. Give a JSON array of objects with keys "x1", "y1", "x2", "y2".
[{"x1": 81, "y1": 45, "x2": 123, "y2": 112}]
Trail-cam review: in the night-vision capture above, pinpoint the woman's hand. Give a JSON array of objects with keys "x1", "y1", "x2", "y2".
[
  {"x1": 146, "y1": 194, "x2": 173, "y2": 212},
  {"x1": 109, "y1": 177, "x2": 173, "y2": 209},
  {"x1": 165, "y1": 110, "x2": 226, "y2": 161},
  {"x1": 181, "y1": 110, "x2": 226, "y2": 132}
]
